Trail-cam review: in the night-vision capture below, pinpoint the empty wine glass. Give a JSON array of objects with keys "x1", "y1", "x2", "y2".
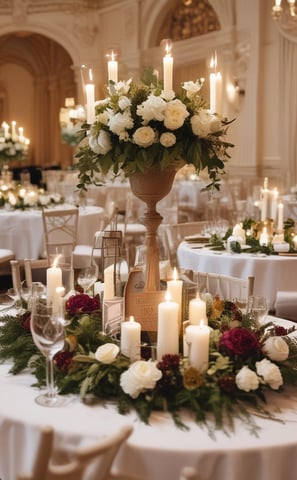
[
  {"x1": 247, "y1": 295, "x2": 268, "y2": 326},
  {"x1": 30, "y1": 296, "x2": 65, "y2": 407},
  {"x1": 7, "y1": 287, "x2": 22, "y2": 313},
  {"x1": 77, "y1": 265, "x2": 98, "y2": 294},
  {"x1": 234, "y1": 297, "x2": 248, "y2": 315}
]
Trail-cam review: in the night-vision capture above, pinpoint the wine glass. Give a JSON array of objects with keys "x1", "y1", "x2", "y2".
[
  {"x1": 7, "y1": 287, "x2": 22, "y2": 313},
  {"x1": 30, "y1": 296, "x2": 65, "y2": 407},
  {"x1": 77, "y1": 265, "x2": 98, "y2": 294},
  {"x1": 234, "y1": 297, "x2": 248, "y2": 315},
  {"x1": 247, "y1": 295, "x2": 268, "y2": 325}
]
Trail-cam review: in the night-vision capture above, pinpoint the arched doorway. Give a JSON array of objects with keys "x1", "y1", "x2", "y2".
[{"x1": 0, "y1": 32, "x2": 76, "y2": 170}]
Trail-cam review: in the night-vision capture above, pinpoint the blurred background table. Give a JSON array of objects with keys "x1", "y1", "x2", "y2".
[
  {"x1": 177, "y1": 243, "x2": 297, "y2": 311},
  {"x1": 0, "y1": 205, "x2": 104, "y2": 260}
]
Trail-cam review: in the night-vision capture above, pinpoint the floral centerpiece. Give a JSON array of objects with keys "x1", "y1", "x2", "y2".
[
  {"x1": 75, "y1": 69, "x2": 234, "y2": 192},
  {"x1": 208, "y1": 217, "x2": 297, "y2": 254},
  {"x1": 0, "y1": 292, "x2": 296, "y2": 435},
  {"x1": 0, "y1": 122, "x2": 30, "y2": 166},
  {"x1": 0, "y1": 185, "x2": 64, "y2": 211}
]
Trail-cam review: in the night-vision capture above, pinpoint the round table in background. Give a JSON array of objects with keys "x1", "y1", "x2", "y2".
[
  {"x1": 177, "y1": 242, "x2": 297, "y2": 310},
  {"x1": 0, "y1": 205, "x2": 104, "y2": 260}
]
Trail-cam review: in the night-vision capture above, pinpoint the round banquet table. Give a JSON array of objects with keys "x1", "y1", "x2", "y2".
[
  {"x1": 0, "y1": 317, "x2": 297, "y2": 480},
  {"x1": 177, "y1": 242, "x2": 297, "y2": 311},
  {"x1": 0, "y1": 205, "x2": 104, "y2": 260}
]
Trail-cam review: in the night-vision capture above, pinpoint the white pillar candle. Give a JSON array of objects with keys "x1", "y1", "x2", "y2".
[
  {"x1": 157, "y1": 291, "x2": 179, "y2": 361},
  {"x1": 166, "y1": 267, "x2": 183, "y2": 330},
  {"x1": 189, "y1": 293, "x2": 207, "y2": 325},
  {"x1": 209, "y1": 52, "x2": 217, "y2": 113},
  {"x1": 261, "y1": 188, "x2": 269, "y2": 221},
  {"x1": 54, "y1": 286, "x2": 65, "y2": 316},
  {"x1": 121, "y1": 315, "x2": 141, "y2": 362},
  {"x1": 46, "y1": 261, "x2": 62, "y2": 303},
  {"x1": 270, "y1": 187, "x2": 278, "y2": 223},
  {"x1": 277, "y1": 203, "x2": 284, "y2": 231},
  {"x1": 259, "y1": 226, "x2": 269, "y2": 246},
  {"x1": 85, "y1": 83, "x2": 95, "y2": 124},
  {"x1": 163, "y1": 42, "x2": 173, "y2": 95},
  {"x1": 293, "y1": 235, "x2": 297, "y2": 250},
  {"x1": 11, "y1": 120, "x2": 16, "y2": 139},
  {"x1": 209, "y1": 72, "x2": 216, "y2": 113},
  {"x1": 215, "y1": 71, "x2": 222, "y2": 114},
  {"x1": 186, "y1": 323, "x2": 210, "y2": 371},
  {"x1": 103, "y1": 264, "x2": 115, "y2": 300},
  {"x1": 108, "y1": 51, "x2": 118, "y2": 83}
]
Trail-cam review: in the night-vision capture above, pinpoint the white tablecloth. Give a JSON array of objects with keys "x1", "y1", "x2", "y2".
[
  {"x1": 0, "y1": 205, "x2": 104, "y2": 260},
  {"x1": 177, "y1": 243, "x2": 297, "y2": 310},
  {"x1": 0, "y1": 316, "x2": 297, "y2": 480}
]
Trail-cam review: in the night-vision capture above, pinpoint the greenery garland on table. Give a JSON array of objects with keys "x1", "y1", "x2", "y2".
[
  {"x1": 0, "y1": 292, "x2": 297, "y2": 436},
  {"x1": 209, "y1": 217, "x2": 296, "y2": 254}
]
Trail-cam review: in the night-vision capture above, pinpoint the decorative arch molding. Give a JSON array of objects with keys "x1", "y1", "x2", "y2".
[
  {"x1": 0, "y1": 23, "x2": 85, "y2": 67},
  {"x1": 142, "y1": 0, "x2": 235, "y2": 50}
]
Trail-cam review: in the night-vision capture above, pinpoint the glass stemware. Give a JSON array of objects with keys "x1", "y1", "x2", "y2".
[
  {"x1": 77, "y1": 265, "x2": 98, "y2": 294},
  {"x1": 247, "y1": 295, "x2": 268, "y2": 325},
  {"x1": 7, "y1": 287, "x2": 22, "y2": 313},
  {"x1": 234, "y1": 297, "x2": 248, "y2": 315},
  {"x1": 30, "y1": 296, "x2": 65, "y2": 407}
]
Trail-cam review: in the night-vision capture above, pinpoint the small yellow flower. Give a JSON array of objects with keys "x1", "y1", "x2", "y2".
[
  {"x1": 183, "y1": 366, "x2": 203, "y2": 390},
  {"x1": 65, "y1": 334, "x2": 78, "y2": 352}
]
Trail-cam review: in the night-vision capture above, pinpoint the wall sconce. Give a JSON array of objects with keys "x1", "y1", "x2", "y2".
[
  {"x1": 272, "y1": 0, "x2": 296, "y2": 20},
  {"x1": 226, "y1": 80, "x2": 245, "y2": 113}
]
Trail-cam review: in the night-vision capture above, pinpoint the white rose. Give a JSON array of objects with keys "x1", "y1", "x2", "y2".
[
  {"x1": 190, "y1": 111, "x2": 211, "y2": 137},
  {"x1": 182, "y1": 80, "x2": 203, "y2": 99},
  {"x1": 96, "y1": 112, "x2": 109, "y2": 125},
  {"x1": 133, "y1": 126, "x2": 155, "y2": 147},
  {"x1": 256, "y1": 358, "x2": 283, "y2": 390},
  {"x1": 118, "y1": 96, "x2": 131, "y2": 111},
  {"x1": 262, "y1": 336, "x2": 289, "y2": 362},
  {"x1": 89, "y1": 130, "x2": 112, "y2": 155},
  {"x1": 108, "y1": 110, "x2": 133, "y2": 136},
  {"x1": 164, "y1": 99, "x2": 189, "y2": 130},
  {"x1": 160, "y1": 132, "x2": 176, "y2": 147},
  {"x1": 136, "y1": 94, "x2": 166, "y2": 123},
  {"x1": 120, "y1": 360, "x2": 162, "y2": 399},
  {"x1": 209, "y1": 114, "x2": 222, "y2": 133},
  {"x1": 235, "y1": 366, "x2": 260, "y2": 392},
  {"x1": 95, "y1": 343, "x2": 120, "y2": 364}
]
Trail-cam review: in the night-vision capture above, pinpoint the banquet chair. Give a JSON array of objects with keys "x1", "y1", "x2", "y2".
[
  {"x1": 179, "y1": 466, "x2": 201, "y2": 480},
  {"x1": 163, "y1": 221, "x2": 208, "y2": 267},
  {"x1": 42, "y1": 207, "x2": 102, "y2": 270},
  {"x1": 0, "y1": 248, "x2": 15, "y2": 276},
  {"x1": 17, "y1": 425, "x2": 54, "y2": 480},
  {"x1": 193, "y1": 271, "x2": 254, "y2": 301},
  {"x1": 18, "y1": 425, "x2": 133, "y2": 480}
]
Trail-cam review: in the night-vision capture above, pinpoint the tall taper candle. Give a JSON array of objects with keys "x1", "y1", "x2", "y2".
[{"x1": 163, "y1": 41, "x2": 173, "y2": 95}]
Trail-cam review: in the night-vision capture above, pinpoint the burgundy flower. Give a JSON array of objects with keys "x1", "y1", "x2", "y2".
[
  {"x1": 54, "y1": 351, "x2": 73, "y2": 372},
  {"x1": 274, "y1": 325, "x2": 295, "y2": 336},
  {"x1": 219, "y1": 327, "x2": 261, "y2": 358},
  {"x1": 218, "y1": 375, "x2": 236, "y2": 393},
  {"x1": 20, "y1": 312, "x2": 31, "y2": 333},
  {"x1": 157, "y1": 354, "x2": 182, "y2": 390},
  {"x1": 66, "y1": 293, "x2": 100, "y2": 315}
]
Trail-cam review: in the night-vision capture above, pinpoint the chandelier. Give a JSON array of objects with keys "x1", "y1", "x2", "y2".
[{"x1": 272, "y1": 0, "x2": 297, "y2": 28}]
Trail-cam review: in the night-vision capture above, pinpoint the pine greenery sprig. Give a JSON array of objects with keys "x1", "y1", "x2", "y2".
[{"x1": 0, "y1": 312, "x2": 38, "y2": 374}]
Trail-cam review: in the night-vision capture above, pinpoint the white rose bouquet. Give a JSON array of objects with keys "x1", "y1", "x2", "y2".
[{"x1": 75, "y1": 69, "x2": 234, "y2": 192}]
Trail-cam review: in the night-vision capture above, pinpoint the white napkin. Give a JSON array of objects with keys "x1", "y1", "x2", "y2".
[{"x1": 274, "y1": 291, "x2": 297, "y2": 321}]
